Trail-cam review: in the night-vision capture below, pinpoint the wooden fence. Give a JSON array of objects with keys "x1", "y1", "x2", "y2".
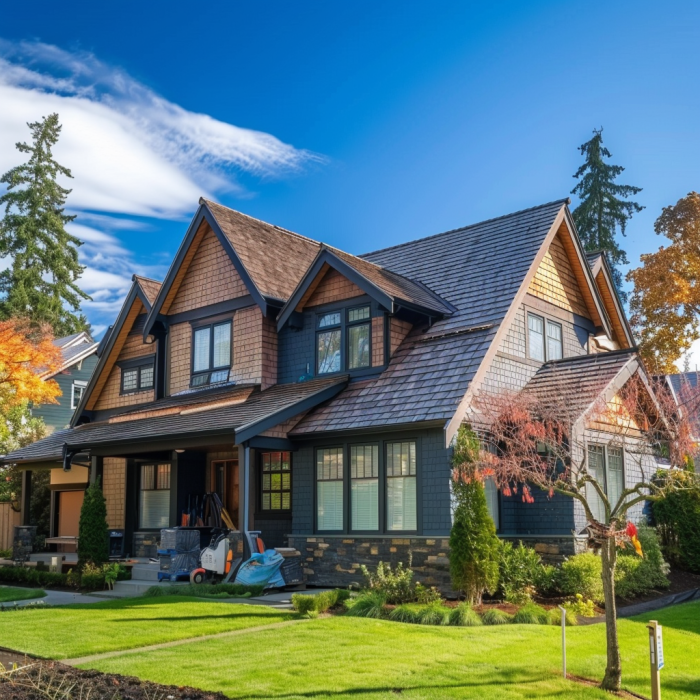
[{"x1": 0, "y1": 502, "x2": 20, "y2": 551}]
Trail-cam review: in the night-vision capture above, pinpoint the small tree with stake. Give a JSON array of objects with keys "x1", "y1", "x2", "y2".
[
  {"x1": 449, "y1": 426, "x2": 500, "y2": 604},
  {"x1": 466, "y1": 369, "x2": 696, "y2": 691}
]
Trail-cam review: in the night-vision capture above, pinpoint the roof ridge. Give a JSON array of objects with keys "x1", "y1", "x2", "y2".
[
  {"x1": 359, "y1": 198, "x2": 571, "y2": 258},
  {"x1": 201, "y1": 197, "x2": 323, "y2": 249},
  {"x1": 540, "y1": 347, "x2": 637, "y2": 368},
  {"x1": 133, "y1": 274, "x2": 162, "y2": 284}
]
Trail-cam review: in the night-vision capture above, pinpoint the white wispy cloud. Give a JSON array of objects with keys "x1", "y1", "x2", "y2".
[{"x1": 0, "y1": 40, "x2": 322, "y2": 333}]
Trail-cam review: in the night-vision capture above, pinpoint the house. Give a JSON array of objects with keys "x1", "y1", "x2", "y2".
[
  {"x1": 22, "y1": 331, "x2": 99, "y2": 551},
  {"x1": 1, "y1": 197, "x2": 662, "y2": 588}
]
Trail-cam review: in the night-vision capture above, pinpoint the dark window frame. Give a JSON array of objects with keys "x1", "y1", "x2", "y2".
[
  {"x1": 259, "y1": 451, "x2": 292, "y2": 514},
  {"x1": 526, "y1": 311, "x2": 564, "y2": 362},
  {"x1": 313, "y1": 436, "x2": 421, "y2": 536},
  {"x1": 138, "y1": 461, "x2": 172, "y2": 530},
  {"x1": 315, "y1": 303, "x2": 373, "y2": 376},
  {"x1": 190, "y1": 318, "x2": 232, "y2": 388},
  {"x1": 119, "y1": 357, "x2": 155, "y2": 395}
]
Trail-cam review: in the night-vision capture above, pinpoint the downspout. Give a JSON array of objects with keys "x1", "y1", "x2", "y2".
[{"x1": 243, "y1": 442, "x2": 251, "y2": 556}]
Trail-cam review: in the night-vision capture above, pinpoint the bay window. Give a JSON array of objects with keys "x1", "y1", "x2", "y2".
[{"x1": 192, "y1": 320, "x2": 232, "y2": 387}]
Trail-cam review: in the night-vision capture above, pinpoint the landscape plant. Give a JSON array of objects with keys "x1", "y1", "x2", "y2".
[
  {"x1": 449, "y1": 426, "x2": 500, "y2": 604},
  {"x1": 497, "y1": 540, "x2": 542, "y2": 603},
  {"x1": 481, "y1": 608, "x2": 513, "y2": 625},
  {"x1": 448, "y1": 602, "x2": 483, "y2": 627},
  {"x1": 465, "y1": 373, "x2": 696, "y2": 691},
  {"x1": 344, "y1": 591, "x2": 387, "y2": 618},
  {"x1": 358, "y1": 560, "x2": 415, "y2": 604},
  {"x1": 77, "y1": 477, "x2": 109, "y2": 567}
]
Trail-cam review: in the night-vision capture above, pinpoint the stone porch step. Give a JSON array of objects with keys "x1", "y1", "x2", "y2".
[{"x1": 130, "y1": 563, "x2": 161, "y2": 582}]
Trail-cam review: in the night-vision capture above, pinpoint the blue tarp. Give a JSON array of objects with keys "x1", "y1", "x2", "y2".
[{"x1": 234, "y1": 550, "x2": 285, "y2": 589}]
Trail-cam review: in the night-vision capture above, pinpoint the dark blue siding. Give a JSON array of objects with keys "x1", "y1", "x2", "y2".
[
  {"x1": 32, "y1": 354, "x2": 98, "y2": 432},
  {"x1": 499, "y1": 489, "x2": 575, "y2": 535}
]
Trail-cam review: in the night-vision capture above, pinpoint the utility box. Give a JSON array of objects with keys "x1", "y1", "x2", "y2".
[
  {"x1": 109, "y1": 530, "x2": 125, "y2": 559},
  {"x1": 13, "y1": 525, "x2": 35, "y2": 563}
]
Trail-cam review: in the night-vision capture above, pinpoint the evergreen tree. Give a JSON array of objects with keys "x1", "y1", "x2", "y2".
[
  {"x1": 449, "y1": 426, "x2": 500, "y2": 604},
  {"x1": 0, "y1": 114, "x2": 90, "y2": 336},
  {"x1": 78, "y1": 477, "x2": 109, "y2": 566},
  {"x1": 571, "y1": 128, "x2": 644, "y2": 302}
]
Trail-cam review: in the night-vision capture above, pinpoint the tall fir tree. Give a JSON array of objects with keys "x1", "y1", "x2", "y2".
[
  {"x1": 0, "y1": 114, "x2": 90, "y2": 336},
  {"x1": 571, "y1": 128, "x2": 644, "y2": 302}
]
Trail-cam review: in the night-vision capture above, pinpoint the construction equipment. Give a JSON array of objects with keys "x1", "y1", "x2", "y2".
[{"x1": 190, "y1": 531, "x2": 241, "y2": 584}]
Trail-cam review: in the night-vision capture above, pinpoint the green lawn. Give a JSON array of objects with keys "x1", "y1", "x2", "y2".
[
  {"x1": 0, "y1": 586, "x2": 46, "y2": 603},
  {"x1": 84, "y1": 601, "x2": 700, "y2": 700},
  {"x1": 0, "y1": 596, "x2": 291, "y2": 659}
]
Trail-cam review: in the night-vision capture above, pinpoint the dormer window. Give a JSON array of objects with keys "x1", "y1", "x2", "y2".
[
  {"x1": 316, "y1": 305, "x2": 372, "y2": 375},
  {"x1": 191, "y1": 319, "x2": 232, "y2": 387},
  {"x1": 120, "y1": 358, "x2": 155, "y2": 394}
]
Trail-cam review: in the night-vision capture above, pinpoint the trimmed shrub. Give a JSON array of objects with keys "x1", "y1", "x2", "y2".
[
  {"x1": 449, "y1": 427, "x2": 500, "y2": 605},
  {"x1": 0, "y1": 566, "x2": 66, "y2": 588},
  {"x1": 498, "y1": 541, "x2": 543, "y2": 603},
  {"x1": 558, "y1": 553, "x2": 603, "y2": 602},
  {"x1": 414, "y1": 602, "x2": 450, "y2": 625},
  {"x1": 359, "y1": 560, "x2": 415, "y2": 605},
  {"x1": 482, "y1": 608, "x2": 513, "y2": 625},
  {"x1": 654, "y1": 482, "x2": 700, "y2": 573},
  {"x1": 615, "y1": 524, "x2": 669, "y2": 599},
  {"x1": 534, "y1": 564, "x2": 559, "y2": 597},
  {"x1": 562, "y1": 594, "x2": 597, "y2": 617},
  {"x1": 513, "y1": 603, "x2": 548, "y2": 625},
  {"x1": 292, "y1": 589, "x2": 349, "y2": 616},
  {"x1": 143, "y1": 582, "x2": 263, "y2": 598},
  {"x1": 449, "y1": 602, "x2": 483, "y2": 627},
  {"x1": 345, "y1": 591, "x2": 388, "y2": 618},
  {"x1": 389, "y1": 604, "x2": 421, "y2": 624},
  {"x1": 292, "y1": 594, "x2": 318, "y2": 616},
  {"x1": 77, "y1": 478, "x2": 109, "y2": 566}
]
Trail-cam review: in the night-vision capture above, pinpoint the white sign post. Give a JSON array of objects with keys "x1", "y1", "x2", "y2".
[
  {"x1": 558, "y1": 605, "x2": 567, "y2": 678},
  {"x1": 647, "y1": 620, "x2": 663, "y2": 700}
]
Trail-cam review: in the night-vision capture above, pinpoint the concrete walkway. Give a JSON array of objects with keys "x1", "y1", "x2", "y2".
[
  {"x1": 0, "y1": 587, "x2": 108, "y2": 608},
  {"x1": 63, "y1": 619, "x2": 306, "y2": 667}
]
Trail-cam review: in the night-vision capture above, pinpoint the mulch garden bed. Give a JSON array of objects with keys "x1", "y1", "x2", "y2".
[{"x1": 0, "y1": 656, "x2": 228, "y2": 700}]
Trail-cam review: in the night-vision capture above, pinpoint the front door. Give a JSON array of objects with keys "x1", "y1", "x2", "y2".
[{"x1": 211, "y1": 459, "x2": 239, "y2": 528}]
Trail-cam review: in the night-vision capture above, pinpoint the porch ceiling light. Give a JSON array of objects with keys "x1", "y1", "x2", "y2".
[{"x1": 175, "y1": 449, "x2": 185, "y2": 453}]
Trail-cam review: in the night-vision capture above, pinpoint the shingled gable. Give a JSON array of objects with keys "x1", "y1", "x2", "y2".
[
  {"x1": 586, "y1": 251, "x2": 635, "y2": 348},
  {"x1": 70, "y1": 275, "x2": 161, "y2": 427},
  {"x1": 143, "y1": 199, "x2": 321, "y2": 339},
  {"x1": 276, "y1": 245, "x2": 455, "y2": 331}
]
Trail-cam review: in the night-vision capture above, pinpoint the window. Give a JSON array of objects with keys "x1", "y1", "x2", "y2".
[
  {"x1": 261, "y1": 452, "x2": 291, "y2": 511},
  {"x1": 317, "y1": 448, "x2": 344, "y2": 531},
  {"x1": 586, "y1": 444, "x2": 625, "y2": 522},
  {"x1": 484, "y1": 478, "x2": 500, "y2": 530},
  {"x1": 528, "y1": 312, "x2": 563, "y2": 362},
  {"x1": 386, "y1": 441, "x2": 417, "y2": 531},
  {"x1": 316, "y1": 305, "x2": 373, "y2": 375},
  {"x1": 120, "y1": 360, "x2": 155, "y2": 394},
  {"x1": 71, "y1": 381, "x2": 87, "y2": 409},
  {"x1": 350, "y1": 445, "x2": 378, "y2": 531},
  {"x1": 347, "y1": 306, "x2": 370, "y2": 370},
  {"x1": 317, "y1": 313, "x2": 342, "y2": 374},
  {"x1": 191, "y1": 320, "x2": 231, "y2": 387},
  {"x1": 139, "y1": 463, "x2": 171, "y2": 529}
]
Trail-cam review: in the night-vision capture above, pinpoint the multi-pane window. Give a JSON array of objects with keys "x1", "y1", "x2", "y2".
[
  {"x1": 347, "y1": 306, "x2": 371, "y2": 369},
  {"x1": 261, "y1": 452, "x2": 291, "y2": 511},
  {"x1": 527, "y1": 312, "x2": 563, "y2": 362},
  {"x1": 192, "y1": 320, "x2": 232, "y2": 387},
  {"x1": 317, "y1": 448, "x2": 344, "y2": 530},
  {"x1": 317, "y1": 313, "x2": 342, "y2": 374},
  {"x1": 140, "y1": 463, "x2": 171, "y2": 529},
  {"x1": 586, "y1": 444, "x2": 625, "y2": 522},
  {"x1": 350, "y1": 445, "x2": 378, "y2": 531},
  {"x1": 386, "y1": 441, "x2": 417, "y2": 531},
  {"x1": 121, "y1": 361, "x2": 155, "y2": 394},
  {"x1": 71, "y1": 381, "x2": 87, "y2": 409},
  {"x1": 316, "y1": 305, "x2": 373, "y2": 374}
]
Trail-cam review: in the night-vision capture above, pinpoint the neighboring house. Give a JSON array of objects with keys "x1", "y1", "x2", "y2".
[
  {"x1": 1, "y1": 198, "x2": 663, "y2": 588},
  {"x1": 23, "y1": 331, "x2": 99, "y2": 550}
]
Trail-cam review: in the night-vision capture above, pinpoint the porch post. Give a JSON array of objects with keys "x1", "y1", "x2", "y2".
[
  {"x1": 243, "y1": 443, "x2": 251, "y2": 538},
  {"x1": 90, "y1": 456, "x2": 103, "y2": 486},
  {"x1": 20, "y1": 470, "x2": 32, "y2": 526}
]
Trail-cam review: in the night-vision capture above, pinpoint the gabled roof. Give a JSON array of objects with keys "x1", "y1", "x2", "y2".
[
  {"x1": 71, "y1": 276, "x2": 160, "y2": 425},
  {"x1": 276, "y1": 246, "x2": 455, "y2": 330},
  {"x1": 133, "y1": 275, "x2": 162, "y2": 307},
  {"x1": 586, "y1": 250, "x2": 634, "y2": 348},
  {"x1": 522, "y1": 349, "x2": 639, "y2": 423},
  {"x1": 3, "y1": 376, "x2": 348, "y2": 464},
  {"x1": 293, "y1": 200, "x2": 572, "y2": 435},
  {"x1": 43, "y1": 331, "x2": 98, "y2": 379}
]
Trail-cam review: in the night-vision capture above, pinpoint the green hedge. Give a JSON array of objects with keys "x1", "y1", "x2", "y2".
[
  {"x1": 654, "y1": 488, "x2": 700, "y2": 574},
  {"x1": 0, "y1": 566, "x2": 67, "y2": 588}
]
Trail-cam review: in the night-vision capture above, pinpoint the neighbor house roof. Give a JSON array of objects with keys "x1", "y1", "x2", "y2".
[
  {"x1": 293, "y1": 200, "x2": 571, "y2": 434},
  {"x1": 3, "y1": 376, "x2": 348, "y2": 464},
  {"x1": 42, "y1": 331, "x2": 98, "y2": 380}
]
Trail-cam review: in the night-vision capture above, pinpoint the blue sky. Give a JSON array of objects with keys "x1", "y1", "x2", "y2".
[{"x1": 2, "y1": 1, "x2": 700, "y2": 361}]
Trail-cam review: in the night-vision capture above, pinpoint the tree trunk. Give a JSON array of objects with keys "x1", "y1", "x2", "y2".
[{"x1": 600, "y1": 537, "x2": 621, "y2": 691}]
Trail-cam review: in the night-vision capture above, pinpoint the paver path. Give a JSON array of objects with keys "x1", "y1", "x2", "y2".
[{"x1": 63, "y1": 619, "x2": 305, "y2": 666}]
